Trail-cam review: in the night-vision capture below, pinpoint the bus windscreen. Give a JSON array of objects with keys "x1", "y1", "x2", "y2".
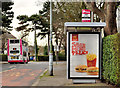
[
  {"x1": 10, "y1": 50, "x2": 19, "y2": 53},
  {"x1": 10, "y1": 40, "x2": 19, "y2": 44}
]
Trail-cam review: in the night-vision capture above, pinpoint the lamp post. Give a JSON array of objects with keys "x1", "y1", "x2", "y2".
[
  {"x1": 49, "y1": 0, "x2": 53, "y2": 76},
  {"x1": 34, "y1": 24, "x2": 37, "y2": 61}
]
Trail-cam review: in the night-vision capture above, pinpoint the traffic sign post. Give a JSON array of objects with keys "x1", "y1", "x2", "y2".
[{"x1": 82, "y1": 9, "x2": 91, "y2": 22}]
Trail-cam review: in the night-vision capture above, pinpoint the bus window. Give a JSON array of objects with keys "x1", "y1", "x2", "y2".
[
  {"x1": 10, "y1": 40, "x2": 14, "y2": 43},
  {"x1": 15, "y1": 40, "x2": 19, "y2": 43},
  {"x1": 10, "y1": 40, "x2": 19, "y2": 44},
  {"x1": 10, "y1": 50, "x2": 19, "y2": 53}
]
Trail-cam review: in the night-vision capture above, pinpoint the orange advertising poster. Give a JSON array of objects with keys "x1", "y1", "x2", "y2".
[{"x1": 72, "y1": 34, "x2": 78, "y2": 41}]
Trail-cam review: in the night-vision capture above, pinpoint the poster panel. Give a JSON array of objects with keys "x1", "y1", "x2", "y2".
[{"x1": 68, "y1": 32, "x2": 101, "y2": 79}]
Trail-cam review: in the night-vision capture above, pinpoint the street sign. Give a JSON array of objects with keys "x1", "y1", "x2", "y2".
[
  {"x1": 67, "y1": 32, "x2": 101, "y2": 79},
  {"x1": 82, "y1": 9, "x2": 91, "y2": 17},
  {"x1": 82, "y1": 14, "x2": 90, "y2": 18},
  {"x1": 82, "y1": 18, "x2": 91, "y2": 22},
  {"x1": 82, "y1": 9, "x2": 90, "y2": 14},
  {"x1": 82, "y1": 9, "x2": 91, "y2": 22}
]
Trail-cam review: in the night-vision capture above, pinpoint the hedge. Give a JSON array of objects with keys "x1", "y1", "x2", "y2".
[
  {"x1": 0, "y1": 54, "x2": 8, "y2": 61},
  {"x1": 102, "y1": 33, "x2": 120, "y2": 86},
  {"x1": 30, "y1": 55, "x2": 66, "y2": 61},
  {"x1": 0, "y1": 54, "x2": 66, "y2": 61},
  {"x1": 38, "y1": 55, "x2": 49, "y2": 61}
]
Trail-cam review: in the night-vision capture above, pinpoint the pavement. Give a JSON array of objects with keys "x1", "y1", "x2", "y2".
[
  {"x1": 33, "y1": 62, "x2": 114, "y2": 87},
  {"x1": 0, "y1": 61, "x2": 8, "y2": 64}
]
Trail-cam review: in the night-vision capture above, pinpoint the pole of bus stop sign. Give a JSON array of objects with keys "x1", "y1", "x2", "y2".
[{"x1": 49, "y1": 0, "x2": 53, "y2": 76}]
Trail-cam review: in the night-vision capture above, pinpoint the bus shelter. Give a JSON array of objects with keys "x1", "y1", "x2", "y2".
[{"x1": 65, "y1": 22, "x2": 106, "y2": 83}]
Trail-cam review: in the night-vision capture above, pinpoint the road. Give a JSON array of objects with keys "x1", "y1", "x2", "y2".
[{"x1": 1, "y1": 62, "x2": 49, "y2": 86}]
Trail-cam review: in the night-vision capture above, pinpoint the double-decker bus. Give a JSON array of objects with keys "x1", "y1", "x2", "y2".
[{"x1": 7, "y1": 39, "x2": 29, "y2": 64}]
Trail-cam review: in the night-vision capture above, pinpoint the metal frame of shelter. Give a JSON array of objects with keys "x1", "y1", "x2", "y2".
[
  {"x1": 64, "y1": 22, "x2": 106, "y2": 33},
  {"x1": 65, "y1": 22, "x2": 106, "y2": 83}
]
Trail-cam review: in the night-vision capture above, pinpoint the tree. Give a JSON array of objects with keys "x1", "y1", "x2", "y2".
[
  {"x1": 52, "y1": 2, "x2": 86, "y2": 53},
  {"x1": 16, "y1": 14, "x2": 48, "y2": 38},
  {"x1": 1, "y1": 1, "x2": 14, "y2": 31},
  {"x1": 16, "y1": 15, "x2": 30, "y2": 39},
  {"x1": 35, "y1": 39, "x2": 39, "y2": 61},
  {"x1": 0, "y1": 1, "x2": 14, "y2": 54},
  {"x1": 44, "y1": 2, "x2": 86, "y2": 60},
  {"x1": 18, "y1": 31, "x2": 29, "y2": 44},
  {"x1": 84, "y1": 1, "x2": 119, "y2": 36},
  {"x1": 44, "y1": 44, "x2": 48, "y2": 55},
  {"x1": 37, "y1": 1, "x2": 50, "y2": 53},
  {"x1": 16, "y1": 12, "x2": 50, "y2": 61},
  {"x1": 16, "y1": 14, "x2": 42, "y2": 61}
]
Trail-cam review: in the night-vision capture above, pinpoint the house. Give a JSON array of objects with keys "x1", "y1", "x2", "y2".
[
  {"x1": 0, "y1": 30, "x2": 16, "y2": 54},
  {"x1": 28, "y1": 45, "x2": 34, "y2": 56}
]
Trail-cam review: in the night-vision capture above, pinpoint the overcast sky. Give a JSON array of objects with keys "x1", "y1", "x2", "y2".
[{"x1": 10, "y1": 0, "x2": 48, "y2": 46}]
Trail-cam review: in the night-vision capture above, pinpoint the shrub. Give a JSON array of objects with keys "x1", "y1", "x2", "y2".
[
  {"x1": 44, "y1": 45, "x2": 48, "y2": 55},
  {"x1": 38, "y1": 55, "x2": 49, "y2": 61},
  {"x1": 0, "y1": 54, "x2": 8, "y2": 61},
  {"x1": 102, "y1": 33, "x2": 120, "y2": 86},
  {"x1": 33, "y1": 54, "x2": 66, "y2": 61},
  {"x1": 58, "y1": 52, "x2": 66, "y2": 61},
  {"x1": 59, "y1": 50, "x2": 65, "y2": 55},
  {"x1": 30, "y1": 50, "x2": 66, "y2": 61},
  {"x1": 58, "y1": 55, "x2": 66, "y2": 61}
]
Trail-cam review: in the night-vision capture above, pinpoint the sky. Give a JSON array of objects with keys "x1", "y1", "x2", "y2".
[{"x1": 10, "y1": 0, "x2": 48, "y2": 46}]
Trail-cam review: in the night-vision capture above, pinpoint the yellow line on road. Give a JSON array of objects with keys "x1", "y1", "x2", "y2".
[{"x1": 30, "y1": 74, "x2": 34, "y2": 76}]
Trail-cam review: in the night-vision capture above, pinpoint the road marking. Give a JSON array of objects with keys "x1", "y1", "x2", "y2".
[
  {"x1": 0, "y1": 68, "x2": 16, "y2": 74},
  {"x1": 30, "y1": 74, "x2": 34, "y2": 76},
  {"x1": 17, "y1": 72, "x2": 20, "y2": 74},
  {"x1": 10, "y1": 74, "x2": 14, "y2": 76},
  {"x1": 32, "y1": 69, "x2": 48, "y2": 86},
  {"x1": 9, "y1": 65, "x2": 16, "y2": 68},
  {"x1": 16, "y1": 75, "x2": 19, "y2": 77}
]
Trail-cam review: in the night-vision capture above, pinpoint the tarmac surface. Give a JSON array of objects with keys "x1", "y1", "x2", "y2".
[
  {"x1": 1, "y1": 61, "x2": 49, "y2": 86},
  {"x1": 0, "y1": 61, "x2": 115, "y2": 87}
]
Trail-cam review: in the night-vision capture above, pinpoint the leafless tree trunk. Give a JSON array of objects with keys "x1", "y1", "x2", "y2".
[
  {"x1": 85, "y1": 2, "x2": 118, "y2": 36},
  {"x1": 54, "y1": 28, "x2": 59, "y2": 62},
  {"x1": 1, "y1": 34, "x2": 5, "y2": 54},
  {"x1": 105, "y1": 2, "x2": 117, "y2": 36}
]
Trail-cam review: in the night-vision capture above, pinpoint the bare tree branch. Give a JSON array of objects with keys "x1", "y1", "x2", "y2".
[{"x1": 84, "y1": 1, "x2": 105, "y2": 21}]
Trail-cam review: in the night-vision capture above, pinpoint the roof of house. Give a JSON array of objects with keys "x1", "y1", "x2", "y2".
[{"x1": 0, "y1": 30, "x2": 16, "y2": 39}]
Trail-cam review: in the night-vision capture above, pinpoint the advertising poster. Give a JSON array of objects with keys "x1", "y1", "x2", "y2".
[{"x1": 68, "y1": 32, "x2": 101, "y2": 79}]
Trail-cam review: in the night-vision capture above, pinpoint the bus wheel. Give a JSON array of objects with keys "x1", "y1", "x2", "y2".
[
  {"x1": 21, "y1": 62, "x2": 25, "y2": 64},
  {"x1": 9, "y1": 62, "x2": 14, "y2": 64}
]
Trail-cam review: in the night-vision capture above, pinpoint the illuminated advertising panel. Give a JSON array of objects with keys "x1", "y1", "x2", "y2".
[{"x1": 67, "y1": 32, "x2": 101, "y2": 79}]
